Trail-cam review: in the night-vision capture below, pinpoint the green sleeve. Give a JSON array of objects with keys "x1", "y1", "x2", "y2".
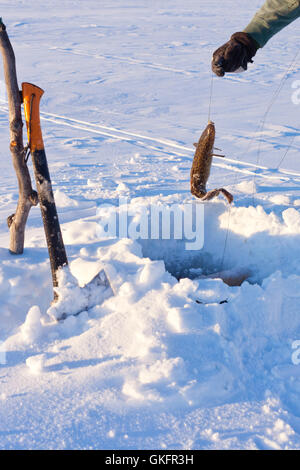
[{"x1": 243, "y1": 0, "x2": 300, "y2": 47}]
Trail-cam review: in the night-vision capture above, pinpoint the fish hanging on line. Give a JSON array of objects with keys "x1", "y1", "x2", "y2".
[{"x1": 190, "y1": 120, "x2": 233, "y2": 204}]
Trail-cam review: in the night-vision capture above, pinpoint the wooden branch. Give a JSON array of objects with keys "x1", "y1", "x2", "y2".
[{"x1": 0, "y1": 19, "x2": 38, "y2": 254}]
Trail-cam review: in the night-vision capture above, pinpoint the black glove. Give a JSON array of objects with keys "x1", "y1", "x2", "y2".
[{"x1": 212, "y1": 32, "x2": 259, "y2": 77}]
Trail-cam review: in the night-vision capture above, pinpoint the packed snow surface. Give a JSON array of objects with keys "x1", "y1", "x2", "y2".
[{"x1": 0, "y1": 0, "x2": 300, "y2": 450}]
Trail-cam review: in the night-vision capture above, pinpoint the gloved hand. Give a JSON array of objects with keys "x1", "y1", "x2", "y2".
[{"x1": 211, "y1": 32, "x2": 259, "y2": 77}]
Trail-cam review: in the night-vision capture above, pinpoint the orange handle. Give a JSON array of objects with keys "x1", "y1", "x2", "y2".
[{"x1": 22, "y1": 82, "x2": 44, "y2": 152}]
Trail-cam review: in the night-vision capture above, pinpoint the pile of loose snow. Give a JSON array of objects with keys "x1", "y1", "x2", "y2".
[
  {"x1": 2, "y1": 190, "x2": 300, "y2": 448},
  {"x1": 91, "y1": 194, "x2": 300, "y2": 282},
  {"x1": 3, "y1": 230, "x2": 300, "y2": 416}
]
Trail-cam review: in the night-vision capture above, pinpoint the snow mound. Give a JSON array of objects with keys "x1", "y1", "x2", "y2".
[
  {"x1": 92, "y1": 194, "x2": 300, "y2": 283},
  {"x1": 3, "y1": 238, "x2": 300, "y2": 421}
]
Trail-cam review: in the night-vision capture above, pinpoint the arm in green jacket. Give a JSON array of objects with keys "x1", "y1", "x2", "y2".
[{"x1": 244, "y1": 0, "x2": 300, "y2": 48}]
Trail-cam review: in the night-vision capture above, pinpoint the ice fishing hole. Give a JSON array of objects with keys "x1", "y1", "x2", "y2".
[{"x1": 137, "y1": 238, "x2": 251, "y2": 287}]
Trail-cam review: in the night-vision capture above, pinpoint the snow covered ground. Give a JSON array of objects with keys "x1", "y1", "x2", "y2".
[{"x1": 0, "y1": 0, "x2": 300, "y2": 450}]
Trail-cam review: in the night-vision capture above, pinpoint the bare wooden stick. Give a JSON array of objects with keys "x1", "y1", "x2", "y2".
[{"x1": 0, "y1": 19, "x2": 38, "y2": 254}]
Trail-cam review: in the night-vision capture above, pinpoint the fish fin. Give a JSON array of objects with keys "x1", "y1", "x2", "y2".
[
  {"x1": 219, "y1": 188, "x2": 233, "y2": 204},
  {"x1": 201, "y1": 188, "x2": 233, "y2": 204},
  {"x1": 201, "y1": 189, "x2": 220, "y2": 201}
]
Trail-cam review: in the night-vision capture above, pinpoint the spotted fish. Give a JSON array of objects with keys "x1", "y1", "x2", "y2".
[{"x1": 190, "y1": 120, "x2": 233, "y2": 203}]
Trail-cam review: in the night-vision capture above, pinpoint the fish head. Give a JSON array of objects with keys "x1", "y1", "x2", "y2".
[
  {"x1": 206, "y1": 120, "x2": 215, "y2": 136},
  {"x1": 194, "y1": 120, "x2": 216, "y2": 150},
  {"x1": 200, "y1": 120, "x2": 215, "y2": 146}
]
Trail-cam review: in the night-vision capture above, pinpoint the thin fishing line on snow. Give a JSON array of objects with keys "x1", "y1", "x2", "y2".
[
  {"x1": 276, "y1": 130, "x2": 299, "y2": 171},
  {"x1": 214, "y1": 47, "x2": 300, "y2": 274},
  {"x1": 208, "y1": 72, "x2": 214, "y2": 122},
  {"x1": 251, "y1": 48, "x2": 300, "y2": 205}
]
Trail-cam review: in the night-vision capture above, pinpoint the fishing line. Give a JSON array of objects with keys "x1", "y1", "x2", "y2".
[
  {"x1": 276, "y1": 129, "x2": 299, "y2": 171},
  {"x1": 208, "y1": 72, "x2": 214, "y2": 122},
  {"x1": 251, "y1": 48, "x2": 300, "y2": 205},
  {"x1": 205, "y1": 68, "x2": 235, "y2": 276},
  {"x1": 205, "y1": 70, "x2": 235, "y2": 276},
  {"x1": 219, "y1": 47, "x2": 300, "y2": 275}
]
